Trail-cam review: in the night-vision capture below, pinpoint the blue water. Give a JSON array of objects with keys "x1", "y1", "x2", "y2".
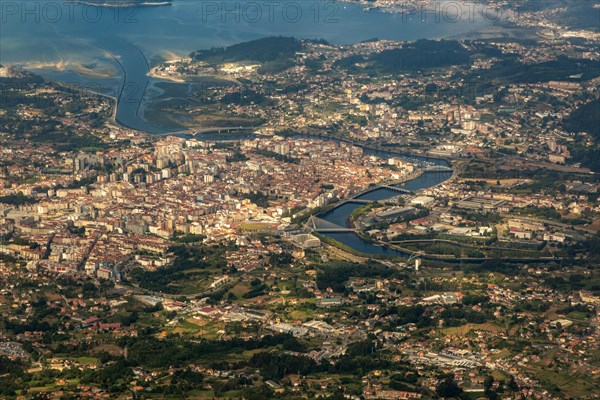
[
  {"x1": 1, "y1": 1, "x2": 494, "y2": 132},
  {"x1": 322, "y1": 202, "x2": 363, "y2": 228},
  {"x1": 1, "y1": 0, "x2": 464, "y2": 253},
  {"x1": 325, "y1": 232, "x2": 409, "y2": 256},
  {"x1": 356, "y1": 188, "x2": 403, "y2": 201},
  {"x1": 320, "y1": 170, "x2": 452, "y2": 255},
  {"x1": 1, "y1": 1, "x2": 492, "y2": 62}
]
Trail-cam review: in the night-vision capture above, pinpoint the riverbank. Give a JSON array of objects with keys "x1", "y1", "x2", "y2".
[
  {"x1": 147, "y1": 66, "x2": 242, "y2": 86},
  {"x1": 147, "y1": 66, "x2": 186, "y2": 83},
  {"x1": 314, "y1": 233, "x2": 397, "y2": 261},
  {"x1": 308, "y1": 168, "x2": 437, "y2": 256},
  {"x1": 278, "y1": 129, "x2": 451, "y2": 167},
  {"x1": 25, "y1": 61, "x2": 118, "y2": 80}
]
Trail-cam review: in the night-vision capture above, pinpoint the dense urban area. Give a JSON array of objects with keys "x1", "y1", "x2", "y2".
[{"x1": 0, "y1": 0, "x2": 599, "y2": 399}]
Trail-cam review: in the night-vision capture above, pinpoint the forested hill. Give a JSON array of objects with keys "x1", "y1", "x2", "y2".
[
  {"x1": 564, "y1": 98, "x2": 600, "y2": 141},
  {"x1": 334, "y1": 39, "x2": 472, "y2": 74},
  {"x1": 370, "y1": 39, "x2": 471, "y2": 71},
  {"x1": 563, "y1": 98, "x2": 600, "y2": 172},
  {"x1": 190, "y1": 36, "x2": 304, "y2": 64}
]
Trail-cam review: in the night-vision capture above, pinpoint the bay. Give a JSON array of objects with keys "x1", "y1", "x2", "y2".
[
  {"x1": 1, "y1": 0, "x2": 472, "y2": 255},
  {"x1": 1, "y1": 1, "x2": 496, "y2": 132}
]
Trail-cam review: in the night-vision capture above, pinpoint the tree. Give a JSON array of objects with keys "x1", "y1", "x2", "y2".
[
  {"x1": 435, "y1": 377, "x2": 462, "y2": 398},
  {"x1": 484, "y1": 375, "x2": 494, "y2": 394},
  {"x1": 507, "y1": 375, "x2": 519, "y2": 394}
]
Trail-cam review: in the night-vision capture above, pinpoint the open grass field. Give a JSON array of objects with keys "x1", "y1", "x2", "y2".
[
  {"x1": 76, "y1": 356, "x2": 98, "y2": 366},
  {"x1": 288, "y1": 309, "x2": 314, "y2": 321},
  {"x1": 166, "y1": 276, "x2": 211, "y2": 295},
  {"x1": 489, "y1": 348, "x2": 512, "y2": 361},
  {"x1": 441, "y1": 322, "x2": 504, "y2": 337},
  {"x1": 459, "y1": 178, "x2": 530, "y2": 187},
  {"x1": 28, "y1": 379, "x2": 80, "y2": 393},
  {"x1": 523, "y1": 364, "x2": 598, "y2": 398},
  {"x1": 185, "y1": 390, "x2": 220, "y2": 399},
  {"x1": 230, "y1": 283, "x2": 250, "y2": 298},
  {"x1": 43, "y1": 291, "x2": 63, "y2": 301},
  {"x1": 240, "y1": 222, "x2": 271, "y2": 231},
  {"x1": 91, "y1": 343, "x2": 122, "y2": 356},
  {"x1": 171, "y1": 319, "x2": 205, "y2": 335}
]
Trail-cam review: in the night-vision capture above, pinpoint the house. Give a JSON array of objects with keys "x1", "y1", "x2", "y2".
[
  {"x1": 410, "y1": 196, "x2": 435, "y2": 207},
  {"x1": 543, "y1": 233, "x2": 566, "y2": 243},
  {"x1": 510, "y1": 228, "x2": 532, "y2": 240},
  {"x1": 317, "y1": 297, "x2": 342, "y2": 307},
  {"x1": 265, "y1": 380, "x2": 285, "y2": 394}
]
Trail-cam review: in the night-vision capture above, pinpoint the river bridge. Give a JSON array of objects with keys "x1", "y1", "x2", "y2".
[
  {"x1": 156, "y1": 126, "x2": 255, "y2": 137},
  {"x1": 424, "y1": 165, "x2": 453, "y2": 172},
  {"x1": 344, "y1": 199, "x2": 371, "y2": 204},
  {"x1": 306, "y1": 216, "x2": 354, "y2": 233},
  {"x1": 350, "y1": 178, "x2": 417, "y2": 200},
  {"x1": 379, "y1": 185, "x2": 414, "y2": 194},
  {"x1": 193, "y1": 126, "x2": 255, "y2": 135}
]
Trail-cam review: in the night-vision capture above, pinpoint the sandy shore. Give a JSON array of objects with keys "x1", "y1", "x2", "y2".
[
  {"x1": 147, "y1": 66, "x2": 186, "y2": 83},
  {"x1": 147, "y1": 66, "x2": 242, "y2": 85},
  {"x1": 26, "y1": 60, "x2": 118, "y2": 79}
]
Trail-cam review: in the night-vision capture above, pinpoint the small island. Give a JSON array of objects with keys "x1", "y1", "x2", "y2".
[{"x1": 65, "y1": 0, "x2": 171, "y2": 7}]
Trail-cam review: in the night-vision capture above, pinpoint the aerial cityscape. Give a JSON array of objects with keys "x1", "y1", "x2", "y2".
[{"x1": 0, "y1": 0, "x2": 599, "y2": 399}]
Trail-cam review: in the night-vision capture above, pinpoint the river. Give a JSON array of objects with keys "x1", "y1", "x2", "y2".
[
  {"x1": 2, "y1": 0, "x2": 480, "y2": 254},
  {"x1": 1, "y1": 1, "x2": 497, "y2": 133},
  {"x1": 320, "y1": 169, "x2": 452, "y2": 256}
]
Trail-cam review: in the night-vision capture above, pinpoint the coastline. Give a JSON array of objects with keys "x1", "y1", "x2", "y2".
[
  {"x1": 63, "y1": 0, "x2": 171, "y2": 7},
  {"x1": 147, "y1": 67, "x2": 243, "y2": 86},
  {"x1": 147, "y1": 66, "x2": 186, "y2": 83},
  {"x1": 24, "y1": 61, "x2": 118, "y2": 80}
]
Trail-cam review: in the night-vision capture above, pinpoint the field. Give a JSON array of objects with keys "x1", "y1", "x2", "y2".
[
  {"x1": 142, "y1": 81, "x2": 263, "y2": 131},
  {"x1": 459, "y1": 178, "x2": 530, "y2": 188},
  {"x1": 230, "y1": 283, "x2": 250, "y2": 298},
  {"x1": 441, "y1": 322, "x2": 504, "y2": 337},
  {"x1": 76, "y1": 356, "x2": 98, "y2": 366},
  {"x1": 522, "y1": 364, "x2": 599, "y2": 398},
  {"x1": 240, "y1": 222, "x2": 271, "y2": 231},
  {"x1": 91, "y1": 343, "x2": 122, "y2": 356}
]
